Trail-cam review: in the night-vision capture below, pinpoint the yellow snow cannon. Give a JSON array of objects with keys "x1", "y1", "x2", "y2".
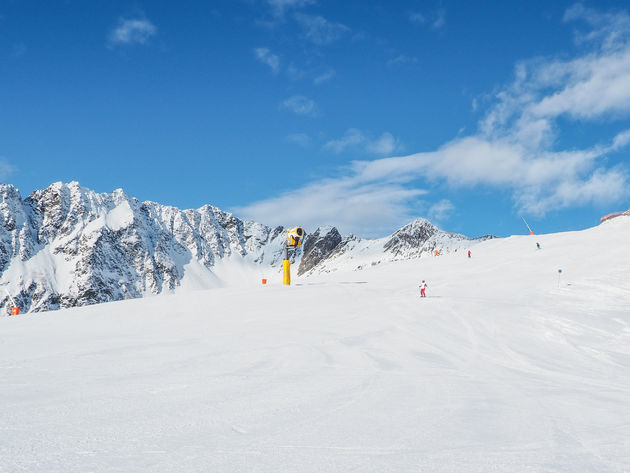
[{"x1": 286, "y1": 226, "x2": 305, "y2": 247}]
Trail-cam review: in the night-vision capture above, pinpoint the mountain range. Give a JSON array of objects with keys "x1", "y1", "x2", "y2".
[{"x1": 0, "y1": 182, "x2": 491, "y2": 313}]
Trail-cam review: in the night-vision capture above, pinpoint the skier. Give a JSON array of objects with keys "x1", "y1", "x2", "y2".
[
  {"x1": 420, "y1": 280, "x2": 427, "y2": 298},
  {"x1": 467, "y1": 250, "x2": 471, "y2": 258},
  {"x1": 536, "y1": 242, "x2": 541, "y2": 250}
]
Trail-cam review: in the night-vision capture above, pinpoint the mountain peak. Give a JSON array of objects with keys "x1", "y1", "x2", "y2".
[
  {"x1": 401, "y1": 217, "x2": 439, "y2": 231},
  {"x1": 0, "y1": 183, "x2": 22, "y2": 201}
]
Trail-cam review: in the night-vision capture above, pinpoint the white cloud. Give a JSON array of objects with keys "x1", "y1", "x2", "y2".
[
  {"x1": 108, "y1": 18, "x2": 157, "y2": 46},
  {"x1": 254, "y1": 47, "x2": 280, "y2": 74},
  {"x1": 236, "y1": 4, "x2": 630, "y2": 237},
  {"x1": 0, "y1": 157, "x2": 16, "y2": 180},
  {"x1": 314, "y1": 69, "x2": 336, "y2": 85},
  {"x1": 387, "y1": 55, "x2": 418, "y2": 66},
  {"x1": 267, "y1": 0, "x2": 316, "y2": 18},
  {"x1": 563, "y1": 3, "x2": 630, "y2": 50},
  {"x1": 286, "y1": 64, "x2": 304, "y2": 80},
  {"x1": 324, "y1": 128, "x2": 365, "y2": 153},
  {"x1": 285, "y1": 133, "x2": 311, "y2": 147},
  {"x1": 366, "y1": 132, "x2": 399, "y2": 155},
  {"x1": 349, "y1": 133, "x2": 627, "y2": 217},
  {"x1": 325, "y1": 129, "x2": 401, "y2": 156},
  {"x1": 408, "y1": 9, "x2": 446, "y2": 30},
  {"x1": 481, "y1": 6, "x2": 630, "y2": 144},
  {"x1": 526, "y1": 49, "x2": 630, "y2": 120},
  {"x1": 514, "y1": 167, "x2": 627, "y2": 215},
  {"x1": 408, "y1": 12, "x2": 426, "y2": 24},
  {"x1": 281, "y1": 95, "x2": 319, "y2": 117},
  {"x1": 433, "y1": 9, "x2": 446, "y2": 29},
  {"x1": 428, "y1": 199, "x2": 455, "y2": 222},
  {"x1": 294, "y1": 13, "x2": 350, "y2": 45},
  {"x1": 233, "y1": 174, "x2": 426, "y2": 237},
  {"x1": 611, "y1": 128, "x2": 630, "y2": 150}
]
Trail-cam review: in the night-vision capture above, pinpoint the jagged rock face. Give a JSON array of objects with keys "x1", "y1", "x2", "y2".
[
  {"x1": 0, "y1": 185, "x2": 37, "y2": 272},
  {"x1": 383, "y1": 218, "x2": 440, "y2": 258},
  {"x1": 298, "y1": 227, "x2": 342, "y2": 276}
]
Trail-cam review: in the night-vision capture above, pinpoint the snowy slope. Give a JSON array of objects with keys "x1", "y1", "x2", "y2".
[{"x1": 1, "y1": 217, "x2": 629, "y2": 472}]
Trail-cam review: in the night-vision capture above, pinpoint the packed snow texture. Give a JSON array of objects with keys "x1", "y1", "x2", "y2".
[{"x1": 1, "y1": 216, "x2": 629, "y2": 472}]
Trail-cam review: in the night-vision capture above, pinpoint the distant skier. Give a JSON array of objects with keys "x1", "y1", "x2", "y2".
[
  {"x1": 420, "y1": 280, "x2": 427, "y2": 297},
  {"x1": 536, "y1": 242, "x2": 541, "y2": 250},
  {"x1": 467, "y1": 250, "x2": 471, "y2": 258}
]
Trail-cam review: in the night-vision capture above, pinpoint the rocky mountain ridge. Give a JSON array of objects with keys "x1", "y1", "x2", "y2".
[{"x1": 0, "y1": 182, "x2": 490, "y2": 313}]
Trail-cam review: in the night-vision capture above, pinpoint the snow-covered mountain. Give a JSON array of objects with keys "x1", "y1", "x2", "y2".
[
  {"x1": 0, "y1": 182, "x2": 488, "y2": 313},
  {"x1": 300, "y1": 218, "x2": 493, "y2": 275}
]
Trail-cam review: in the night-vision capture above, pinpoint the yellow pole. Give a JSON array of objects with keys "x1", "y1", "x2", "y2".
[{"x1": 283, "y1": 259, "x2": 291, "y2": 285}]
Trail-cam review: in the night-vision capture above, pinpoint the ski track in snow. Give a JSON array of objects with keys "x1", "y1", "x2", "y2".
[{"x1": 1, "y1": 218, "x2": 630, "y2": 472}]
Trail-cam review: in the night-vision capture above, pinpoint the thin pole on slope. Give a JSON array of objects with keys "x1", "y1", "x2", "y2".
[
  {"x1": 4, "y1": 288, "x2": 18, "y2": 315},
  {"x1": 5, "y1": 289, "x2": 16, "y2": 307},
  {"x1": 521, "y1": 216, "x2": 534, "y2": 235}
]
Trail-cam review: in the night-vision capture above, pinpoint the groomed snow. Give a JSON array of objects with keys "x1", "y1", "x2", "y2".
[{"x1": 1, "y1": 218, "x2": 629, "y2": 472}]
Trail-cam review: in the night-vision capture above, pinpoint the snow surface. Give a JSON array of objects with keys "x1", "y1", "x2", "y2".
[{"x1": 1, "y1": 218, "x2": 630, "y2": 472}]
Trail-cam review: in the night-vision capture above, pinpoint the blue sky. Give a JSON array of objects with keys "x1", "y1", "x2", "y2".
[{"x1": 2, "y1": 0, "x2": 630, "y2": 238}]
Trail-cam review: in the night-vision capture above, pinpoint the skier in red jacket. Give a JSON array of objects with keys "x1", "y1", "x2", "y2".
[{"x1": 420, "y1": 280, "x2": 427, "y2": 297}]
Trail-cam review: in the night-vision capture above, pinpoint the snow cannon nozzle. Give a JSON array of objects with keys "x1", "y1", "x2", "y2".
[{"x1": 286, "y1": 226, "x2": 305, "y2": 247}]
